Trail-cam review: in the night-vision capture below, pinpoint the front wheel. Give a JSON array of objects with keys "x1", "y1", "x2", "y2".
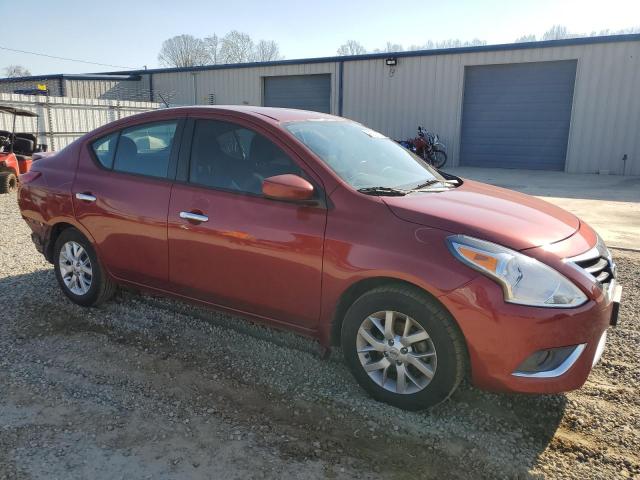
[
  {"x1": 0, "y1": 172, "x2": 17, "y2": 194},
  {"x1": 341, "y1": 285, "x2": 467, "y2": 410},
  {"x1": 430, "y1": 150, "x2": 447, "y2": 169},
  {"x1": 53, "y1": 228, "x2": 117, "y2": 306}
]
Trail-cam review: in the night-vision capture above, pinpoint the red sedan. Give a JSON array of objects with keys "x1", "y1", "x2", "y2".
[{"x1": 18, "y1": 106, "x2": 622, "y2": 410}]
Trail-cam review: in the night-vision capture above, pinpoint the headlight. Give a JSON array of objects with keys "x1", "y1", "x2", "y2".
[{"x1": 447, "y1": 235, "x2": 587, "y2": 308}]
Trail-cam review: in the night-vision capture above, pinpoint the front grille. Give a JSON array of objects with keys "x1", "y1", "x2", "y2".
[
  {"x1": 568, "y1": 239, "x2": 615, "y2": 289},
  {"x1": 574, "y1": 255, "x2": 614, "y2": 286}
]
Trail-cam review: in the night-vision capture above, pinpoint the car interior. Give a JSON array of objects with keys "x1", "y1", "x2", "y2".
[{"x1": 189, "y1": 120, "x2": 302, "y2": 195}]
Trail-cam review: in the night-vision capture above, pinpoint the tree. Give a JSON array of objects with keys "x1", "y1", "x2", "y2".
[
  {"x1": 253, "y1": 40, "x2": 283, "y2": 62},
  {"x1": 374, "y1": 41, "x2": 404, "y2": 53},
  {"x1": 515, "y1": 34, "x2": 536, "y2": 43},
  {"x1": 542, "y1": 25, "x2": 571, "y2": 40},
  {"x1": 158, "y1": 34, "x2": 209, "y2": 67},
  {"x1": 204, "y1": 34, "x2": 220, "y2": 64},
  {"x1": 337, "y1": 40, "x2": 367, "y2": 56},
  {"x1": 219, "y1": 30, "x2": 255, "y2": 64},
  {"x1": 3, "y1": 65, "x2": 31, "y2": 78}
]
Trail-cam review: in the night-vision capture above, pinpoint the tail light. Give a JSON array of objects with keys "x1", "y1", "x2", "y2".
[{"x1": 19, "y1": 170, "x2": 42, "y2": 184}]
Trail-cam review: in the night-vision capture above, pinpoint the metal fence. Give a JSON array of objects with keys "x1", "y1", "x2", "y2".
[{"x1": 0, "y1": 93, "x2": 160, "y2": 151}]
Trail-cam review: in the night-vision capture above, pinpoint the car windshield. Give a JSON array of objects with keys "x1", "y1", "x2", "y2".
[{"x1": 284, "y1": 120, "x2": 444, "y2": 190}]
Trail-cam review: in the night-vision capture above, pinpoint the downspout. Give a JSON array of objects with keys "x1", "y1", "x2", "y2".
[
  {"x1": 192, "y1": 73, "x2": 198, "y2": 105},
  {"x1": 148, "y1": 73, "x2": 154, "y2": 103},
  {"x1": 338, "y1": 61, "x2": 344, "y2": 117}
]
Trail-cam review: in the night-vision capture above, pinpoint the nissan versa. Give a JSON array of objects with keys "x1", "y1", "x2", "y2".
[{"x1": 17, "y1": 106, "x2": 622, "y2": 410}]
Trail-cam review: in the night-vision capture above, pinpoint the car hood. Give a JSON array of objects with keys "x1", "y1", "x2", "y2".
[{"x1": 382, "y1": 179, "x2": 580, "y2": 251}]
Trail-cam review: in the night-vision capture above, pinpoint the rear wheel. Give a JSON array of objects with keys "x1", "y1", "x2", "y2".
[
  {"x1": 431, "y1": 150, "x2": 447, "y2": 169},
  {"x1": 341, "y1": 285, "x2": 466, "y2": 410},
  {"x1": 53, "y1": 228, "x2": 116, "y2": 306},
  {"x1": 0, "y1": 172, "x2": 17, "y2": 193}
]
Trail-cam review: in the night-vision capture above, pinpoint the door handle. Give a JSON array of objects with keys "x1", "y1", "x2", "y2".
[
  {"x1": 180, "y1": 211, "x2": 209, "y2": 223},
  {"x1": 75, "y1": 193, "x2": 96, "y2": 202}
]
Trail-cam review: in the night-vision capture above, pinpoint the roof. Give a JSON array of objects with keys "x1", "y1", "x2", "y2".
[
  {"x1": 2, "y1": 33, "x2": 639, "y2": 83},
  {"x1": 165, "y1": 105, "x2": 339, "y2": 122},
  {"x1": 0, "y1": 73, "x2": 141, "y2": 84},
  {"x1": 0, "y1": 105, "x2": 38, "y2": 117},
  {"x1": 103, "y1": 32, "x2": 640, "y2": 76}
]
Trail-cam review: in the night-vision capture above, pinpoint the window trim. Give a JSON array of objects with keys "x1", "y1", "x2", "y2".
[
  {"x1": 177, "y1": 116, "x2": 327, "y2": 208},
  {"x1": 87, "y1": 117, "x2": 186, "y2": 183}
]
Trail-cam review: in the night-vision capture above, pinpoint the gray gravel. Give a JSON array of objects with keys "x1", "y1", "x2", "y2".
[{"x1": 1, "y1": 192, "x2": 638, "y2": 479}]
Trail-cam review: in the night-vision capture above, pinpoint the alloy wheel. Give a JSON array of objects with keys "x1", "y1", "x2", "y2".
[
  {"x1": 59, "y1": 241, "x2": 93, "y2": 295},
  {"x1": 356, "y1": 310, "x2": 437, "y2": 395}
]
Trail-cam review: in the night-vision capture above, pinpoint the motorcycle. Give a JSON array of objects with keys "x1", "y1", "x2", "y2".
[{"x1": 398, "y1": 126, "x2": 448, "y2": 169}]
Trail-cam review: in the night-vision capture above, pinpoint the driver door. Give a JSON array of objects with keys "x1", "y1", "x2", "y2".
[{"x1": 167, "y1": 116, "x2": 327, "y2": 330}]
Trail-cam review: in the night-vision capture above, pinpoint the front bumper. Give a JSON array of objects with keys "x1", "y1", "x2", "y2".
[{"x1": 440, "y1": 275, "x2": 617, "y2": 394}]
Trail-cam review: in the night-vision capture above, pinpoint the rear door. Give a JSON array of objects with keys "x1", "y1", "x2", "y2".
[
  {"x1": 73, "y1": 116, "x2": 185, "y2": 289},
  {"x1": 167, "y1": 115, "x2": 327, "y2": 329}
]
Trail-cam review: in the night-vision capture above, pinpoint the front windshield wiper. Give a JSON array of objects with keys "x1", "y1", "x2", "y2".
[
  {"x1": 357, "y1": 186, "x2": 409, "y2": 196},
  {"x1": 413, "y1": 178, "x2": 459, "y2": 190}
]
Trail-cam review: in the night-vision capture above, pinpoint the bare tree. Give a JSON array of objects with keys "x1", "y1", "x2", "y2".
[
  {"x1": 514, "y1": 34, "x2": 537, "y2": 42},
  {"x1": 408, "y1": 38, "x2": 487, "y2": 50},
  {"x1": 542, "y1": 25, "x2": 571, "y2": 40},
  {"x1": 3, "y1": 65, "x2": 31, "y2": 78},
  {"x1": 253, "y1": 40, "x2": 283, "y2": 62},
  {"x1": 337, "y1": 40, "x2": 367, "y2": 56},
  {"x1": 219, "y1": 31, "x2": 255, "y2": 64},
  {"x1": 204, "y1": 34, "x2": 221, "y2": 64},
  {"x1": 374, "y1": 41, "x2": 404, "y2": 53},
  {"x1": 158, "y1": 35, "x2": 210, "y2": 67}
]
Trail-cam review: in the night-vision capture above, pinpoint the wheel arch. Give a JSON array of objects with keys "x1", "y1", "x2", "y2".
[
  {"x1": 329, "y1": 276, "x2": 450, "y2": 347},
  {"x1": 45, "y1": 220, "x2": 96, "y2": 263}
]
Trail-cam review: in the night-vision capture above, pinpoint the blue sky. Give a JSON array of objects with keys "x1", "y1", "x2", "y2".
[{"x1": 1, "y1": 0, "x2": 639, "y2": 75}]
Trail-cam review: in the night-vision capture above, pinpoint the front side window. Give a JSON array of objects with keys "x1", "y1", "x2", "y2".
[
  {"x1": 91, "y1": 131, "x2": 119, "y2": 169},
  {"x1": 189, "y1": 120, "x2": 302, "y2": 195},
  {"x1": 112, "y1": 121, "x2": 178, "y2": 178},
  {"x1": 285, "y1": 120, "x2": 443, "y2": 190}
]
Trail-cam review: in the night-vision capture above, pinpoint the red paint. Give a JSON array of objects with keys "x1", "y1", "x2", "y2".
[
  {"x1": 262, "y1": 174, "x2": 315, "y2": 201},
  {"x1": 18, "y1": 106, "x2": 617, "y2": 395}
]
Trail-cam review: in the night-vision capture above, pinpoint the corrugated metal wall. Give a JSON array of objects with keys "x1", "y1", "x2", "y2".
[
  {"x1": 151, "y1": 62, "x2": 339, "y2": 113},
  {"x1": 65, "y1": 78, "x2": 150, "y2": 101},
  {"x1": 342, "y1": 40, "x2": 640, "y2": 175},
  {"x1": 3, "y1": 38, "x2": 636, "y2": 174},
  {"x1": 0, "y1": 78, "x2": 63, "y2": 96},
  {"x1": 0, "y1": 93, "x2": 159, "y2": 150}
]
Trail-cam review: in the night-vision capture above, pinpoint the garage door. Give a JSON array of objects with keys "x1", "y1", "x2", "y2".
[
  {"x1": 263, "y1": 74, "x2": 331, "y2": 113},
  {"x1": 460, "y1": 61, "x2": 577, "y2": 170}
]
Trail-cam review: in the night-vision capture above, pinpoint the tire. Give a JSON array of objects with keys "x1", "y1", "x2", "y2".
[
  {"x1": 0, "y1": 172, "x2": 17, "y2": 194},
  {"x1": 53, "y1": 228, "x2": 117, "y2": 307},
  {"x1": 431, "y1": 150, "x2": 447, "y2": 169},
  {"x1": 341, "y1": 284, "x2": 466, "y2": 410}
]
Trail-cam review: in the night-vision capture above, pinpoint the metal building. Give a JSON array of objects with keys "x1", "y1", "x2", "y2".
[{"x1": 2, "y1": 34, "x2": 638, "y2": 174}]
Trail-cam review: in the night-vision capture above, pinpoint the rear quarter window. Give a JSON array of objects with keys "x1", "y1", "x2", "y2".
[{"x1": 91, "y1": 132, "x2": 119, "y2": 169}]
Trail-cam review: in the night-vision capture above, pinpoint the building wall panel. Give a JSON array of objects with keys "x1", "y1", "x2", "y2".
[{"x1": 341, "y1": 40, "x2": 640, "y2": 175}]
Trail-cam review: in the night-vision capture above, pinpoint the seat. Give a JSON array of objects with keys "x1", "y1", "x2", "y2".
[
  {"x1": 190, "y1": 132, "x2": 227, "y2": 187},
  {"x1": 115, "y1": 136, "x2": 139, "y2": 172},
  {"x1": 249, "y1": 135, "x2": 300, "y2": 180},
  {"x1": 13, "y1": 137, "x2": 35, "y2": 156}
]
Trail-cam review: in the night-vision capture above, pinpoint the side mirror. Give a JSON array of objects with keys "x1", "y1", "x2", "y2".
[{"x1": 262, "y1": 174, "x2": 315, "y2": 202}]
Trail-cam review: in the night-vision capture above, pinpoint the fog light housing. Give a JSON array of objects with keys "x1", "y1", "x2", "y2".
[{"x1": 512, "y1": 344, "x2": 586, "y2": 378}]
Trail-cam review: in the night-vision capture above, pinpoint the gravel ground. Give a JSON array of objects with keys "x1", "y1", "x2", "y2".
[{"x1": 1, "y1": 192, "x2": 638, "y2": 479}]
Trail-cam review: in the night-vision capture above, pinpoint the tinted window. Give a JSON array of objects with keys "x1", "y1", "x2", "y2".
[
  {"x1": 113, "y1": 121, "x2": 178, "y2": 179},
  {"x1": 189, "y1": 120, "x2": 302, "y2": 195},
  {"x1": 91, "y1": 132, "x2": 119, "y2": 169}
]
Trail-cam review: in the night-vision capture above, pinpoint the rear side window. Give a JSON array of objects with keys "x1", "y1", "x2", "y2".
[
  {"x1": 113, "y1": 121, "x2": 178, "y2": 179},
  {"x1": 91, "y1": 132, "x2": 119, "y2": 169}
]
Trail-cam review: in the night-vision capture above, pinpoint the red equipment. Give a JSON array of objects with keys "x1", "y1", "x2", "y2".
[{"x1": 0, "y1": 105, "x2": 47, "y2": 194}]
